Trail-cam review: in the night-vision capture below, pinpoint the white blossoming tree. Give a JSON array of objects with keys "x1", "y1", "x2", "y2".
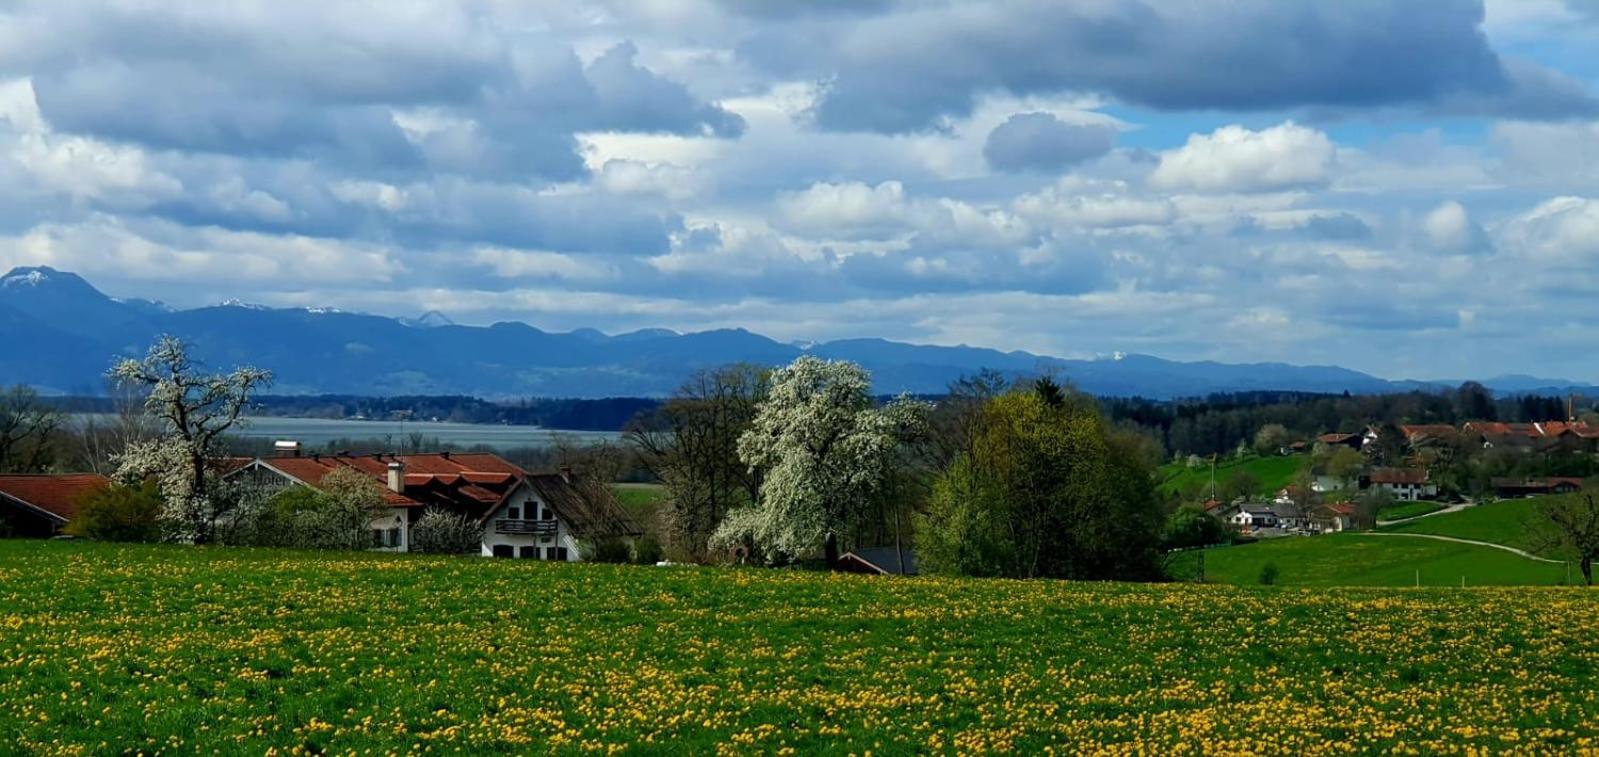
[
  {"x1": 711, "y1": 356, "x2": 928, "y2": 564},
  {"x1": 110, "y1": 336, "x2": 272, "y2": 543}
]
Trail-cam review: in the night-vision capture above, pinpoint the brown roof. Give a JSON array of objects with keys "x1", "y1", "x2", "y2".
[
  {"x1": 1491, "y1": 476, "x2": 1585, "y2": 489},
  {"x1": 1321, "y1": 502, "x2": 1356, "y2": 516},
  {"x1": 1369, "y1": 467, "x2": 1428, "y2": 485},
  {"x1": 251, "y1": 452, "x2": 529, "y2": 510},
  {"x1": 517, "y1": 473, "x2": 644, "y2": 540},
  {"x1": 0, "y1": 474, "x2": 111, "y2": 522},
  {"x1": 1317, "y1": 433, "x2": 1359, "y2": 444},
  {"x1": 1400, "y1": 424, "x2": 1458, "y2": 442}
]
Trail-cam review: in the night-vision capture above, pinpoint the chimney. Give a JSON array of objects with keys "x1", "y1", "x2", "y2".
[
  {"x1": 387, "y1": 460, "x2": 405, "y2": 493},
  {"x1": 559, "y1": 465, "x2": 573, "y2": 483},
  {"x1": 273, "y1": 440, "x2": 301, "y2": 458}
]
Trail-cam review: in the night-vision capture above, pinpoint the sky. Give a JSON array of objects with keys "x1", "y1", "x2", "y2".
[{"x1": 1, "y1": 1, "x2": 1598, "y2": 381}]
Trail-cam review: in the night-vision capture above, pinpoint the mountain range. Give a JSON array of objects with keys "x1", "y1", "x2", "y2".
[{"x1": 1, "y1": 266, "x2": 1593, "y2": 400}]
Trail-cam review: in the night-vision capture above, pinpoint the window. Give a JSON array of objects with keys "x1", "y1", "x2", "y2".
[
  {"x1": 553, "y1": 547, "x2": 569, "y2": 561},
  {"x1": 507, "y1": 506, "x2": 521, "y2": 519},
  {"x1": 370, "y1": 529, "x2": 384, "y2": 548},
  {"x1": 491, "y1": 544, "x2": 513, "y2": 558},
  {"x1": 540, "y1": 508, "x2": 552, "y2": 520},
  {"x1": 388, "y1": 528, "x2": 402, "y2": 548},
  {"x1": 519, "y1": 546, "x2": 539, "y2": 559}
]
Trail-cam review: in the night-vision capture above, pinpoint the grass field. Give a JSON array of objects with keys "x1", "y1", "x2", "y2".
[
  {"x1": 5, "y1": 541, "x2": 1599, "y2": 753},
  {"x1": 1383, "y1": 497, "x2": 1548, "y2": 555},
  {"x1": 1376, "y1": 500, "x2": 1446, "y2": 522},
  {"x1": 1199, "y1": 533, "x2": 1570, "y2": 587},
  {"x1": 609, "y1": 482, "x2": 667, "y2": 522},
  {"x1": 1157, "y1": 454, "x2": 1305, "y2": 498}
]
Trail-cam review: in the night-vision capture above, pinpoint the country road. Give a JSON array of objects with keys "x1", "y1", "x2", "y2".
[{"x1": 1353, "y1": 531, "x2": 1563, "y2": 564}]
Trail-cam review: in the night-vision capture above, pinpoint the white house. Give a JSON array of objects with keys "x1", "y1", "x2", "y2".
[
  {"x1": 229, "y1": 448, "x2": 641, "y2": 558},
  {"x1": 477, "y1": 472, "x2": 642, "y2": 560},
  {"x1": 1365, "y1": 468, "x2": 1437, "y2": 502},
  {"x1": 1232, "y1": 505, "x2": 1279, "y2": 530}
]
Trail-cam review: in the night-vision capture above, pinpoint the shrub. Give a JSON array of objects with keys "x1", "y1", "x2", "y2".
[
  {"x1": 632, "y1": 534, "x2": 664, "y2": 565},
  {"x1": 1259, "y1": 562, "x2": 1281, "y2": 586},
  {"x1": 582, "y1": 537, "x2": 633, "y2": 564},
  {"x1": 410, "y1": 509, "x2": 483, "y2": 554},
  {"x1": 230, "y1": 469, "x2": 387, "y2": 551},
  {"x1": 65, "y1": 481, "x2": 163, "y2": 542}
]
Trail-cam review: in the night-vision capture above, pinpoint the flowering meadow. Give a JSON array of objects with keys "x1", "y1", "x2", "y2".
[{"x1": 2, "y1": 541, "x2": 1598, "y2": 754}]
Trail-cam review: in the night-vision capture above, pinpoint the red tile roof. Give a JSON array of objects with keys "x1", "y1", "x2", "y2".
[
  {"x1": 251, "y1": 453, "x2": 528, "y2": 509},
  {"x1": 0, "y1": 474, "x2": 111, "y2": 522}
]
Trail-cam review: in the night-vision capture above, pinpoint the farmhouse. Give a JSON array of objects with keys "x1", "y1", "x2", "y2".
[
  {"x1": 1316, "y1": 432, "x2": 1364, "y2": 451},
  {"x1": 229, "y1": 449, "x2": 641, "y2": 559},
  {"x1": 1231, "y1": 505, "x2": 1279, "y2": 530},
  {"x1": 1311, "y1": 502, "x2": 1356, "y2": 533},
  {"x1": 1491, "y1": 477, "x2": 1586, "y2": 499},
  {"x1": 0, "y1": 474, "x2": 110, "y2": 537},
  {"x1": 836, "y1": 547, "x2": 918, "y2": 576},
  {"x1": 1364, "y1": 468, "x2": 1436, "y2": 502}
]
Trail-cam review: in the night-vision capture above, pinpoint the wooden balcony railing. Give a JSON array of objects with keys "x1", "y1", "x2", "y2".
[{"x1": 495, "y1": 519, "x2": 558, "y2": 536}]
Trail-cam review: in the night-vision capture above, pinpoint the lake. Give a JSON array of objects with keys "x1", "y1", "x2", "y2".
[{"x1": 73, "y1": 415, "x2": 622, "y2": 450}]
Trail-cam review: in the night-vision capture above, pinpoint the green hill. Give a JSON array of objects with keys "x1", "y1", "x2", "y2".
[
  {"x1": 1382, "y1": 497, "x2": 1551, "y2": 556},
  {"x1": 1157, "y1": 453, "x2": 1306, "y2": 499},
  {"x1": 1198, "y1": 533, "x2": 1567, "y2": 587},
  {"x1": 2, "y1": 540, "x2": 1598, "y2": 752}
]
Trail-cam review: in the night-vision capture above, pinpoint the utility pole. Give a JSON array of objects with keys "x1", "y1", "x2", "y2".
[{"x1": 1210, "y1": 453, "x2": 1218, "y2": 501}]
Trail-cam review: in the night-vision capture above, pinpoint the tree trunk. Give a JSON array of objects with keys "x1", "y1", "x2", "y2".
[
  {"x1": 824, "y1": 531, "x2": 839, "y2": 569},
  {"x1": 1583, "y1": 556, "x2": 1593, "y2": 587}
]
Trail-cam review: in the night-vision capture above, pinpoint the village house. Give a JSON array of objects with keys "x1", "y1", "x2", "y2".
[
  {"x1": 1491, "y1": 477, "x2": 1586, "y2": 499},
  {"x1": 1231, "y1": 505, "x2": 1280, "y2": 531},
  {"x1": 0, "y1": 474, "x2": 110, "y2": 537},
  {"x1": 1316, "y1": 432, "x2": 1364, "y2": 452},
  {"x1": 228, "y1": 446, "x2": 641, "y2": 559},
  {"x1": 1363, "y1": 467, "x2": 1436, "y2": 501},
  {"x1": 836, "y1": 547, "x2": 919, "y2": 576},
  {"x1": 1310, "y1": 502, "x2": 1356, "y2": 533}
]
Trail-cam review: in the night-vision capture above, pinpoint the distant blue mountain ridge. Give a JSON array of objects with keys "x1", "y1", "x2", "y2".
[{"x1": 1, "y1": 266, "x2": 1592, "y2": 399}]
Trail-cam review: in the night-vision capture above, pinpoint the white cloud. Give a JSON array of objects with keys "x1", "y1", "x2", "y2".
[
  {"x1": 1151, "y1": 122, "x2": 1335, "y2": 193},
  {"x1": 1499, "y1": 196, "x2": 1599, "y2": 260},
  {"x1": 1420, "y1": 200, "x2": 1487, "y2": 253}
]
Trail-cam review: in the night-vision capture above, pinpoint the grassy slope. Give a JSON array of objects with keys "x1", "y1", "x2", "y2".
[
  {"x1": 609, "y1": 482, "x2": 667, "y2": 526},
  {"x1": 1377, "y1": 500, "x2": 1446, "y2": 521},
  {"x1": 1201, "y1": 533, "x2": 1567, "y2": 587},
  {"x1": 4, "y1": 541, "x2": 1599, "y2": 753},
  {"x1": 1157, "y1": 454, "x2": 1306, "y2": 498},
  {"x1": 1383, "y1": 497, "x2": 1548, "y2": 555}
]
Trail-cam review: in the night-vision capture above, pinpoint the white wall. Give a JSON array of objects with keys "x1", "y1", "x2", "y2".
[
  {"x1": 479, "y1": 485, "x2": 582, "y2": 561},
  {"x1": 369, "y1": 507, "x2": 410, "y2": 552}
]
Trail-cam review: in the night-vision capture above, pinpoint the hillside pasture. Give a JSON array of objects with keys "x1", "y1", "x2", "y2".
[
  {"x1": 1200, "y1": 533, "x2": 1567, "y2": 587},
  {"x1": 1158, "y1": 454, "x2": 1305, "y2": 499},
  {"x1": 3, "y1": 541, "x2": 1599, "y2": 753},
  {"x1": 1382, "y1": 497, "x2": 1551, "y2": 556}
]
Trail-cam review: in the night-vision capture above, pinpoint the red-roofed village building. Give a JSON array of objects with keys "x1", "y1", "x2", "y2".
[
  {"x1": 229, "y1": 448, "x2": 641, "y2": 559},
  {"x1": 0, "y1": 474, "x2": 110, "y2": 537}
]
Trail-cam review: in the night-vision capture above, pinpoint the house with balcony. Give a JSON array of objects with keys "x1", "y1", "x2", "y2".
[{"x1": 229, "y1": 447, "x2": 641, "y2": 559}]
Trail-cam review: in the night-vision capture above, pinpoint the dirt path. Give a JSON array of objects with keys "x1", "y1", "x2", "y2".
[
  {"x1": 1375, "y1": 502, "x2": 1471, "y2": 527},
  {"x1": 1353, "y1": 531, "x2": 1563, "y2": 564}
]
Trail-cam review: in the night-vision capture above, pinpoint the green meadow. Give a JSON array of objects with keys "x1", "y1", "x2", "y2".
[{"x1": 3, "y1": 540, "x2": 1599, "y2": 754}]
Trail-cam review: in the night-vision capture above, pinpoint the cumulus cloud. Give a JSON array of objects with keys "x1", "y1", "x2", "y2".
[
  {"x1": 788, "y1": 0, "x2": 1596, "y2": 133},
  {"x1": 1500, "y1": 196, "x2": 1599, "y2": 260},
  {"x1": 982, "y1": 113, "x2": 1116, "y2": 173},
  {"x1": 1420, "y1": 201, "x2": 1489, "y2": 253},
  {"x1": 0, "y1": 1, "x2": 1594, "y2": 377},
  {"x1": 1151, "y1": 122, "x2": 1335, "y2": 193}
]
